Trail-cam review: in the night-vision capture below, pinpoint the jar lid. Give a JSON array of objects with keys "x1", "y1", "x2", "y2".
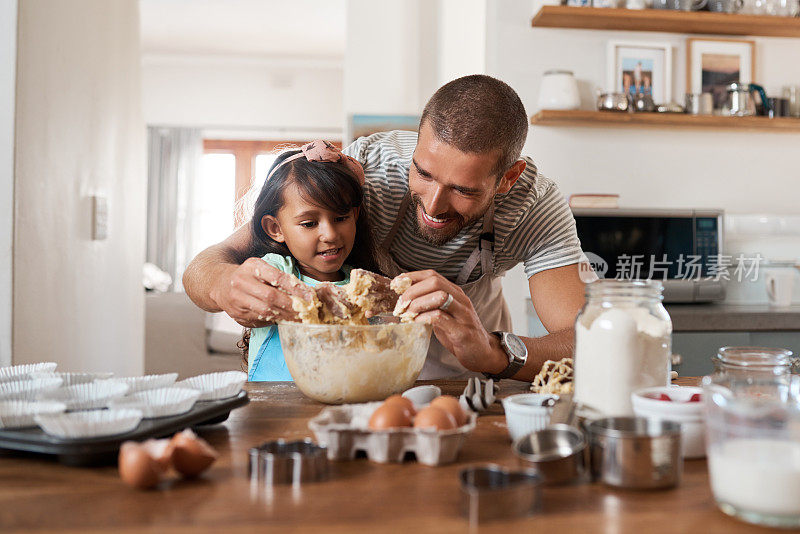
[
  {"x1": 585, "y1": 279, "x2": 664, "y2": 300},
  {"x1": 543, "y1": 69, "x2": 574, "y2": 76}
]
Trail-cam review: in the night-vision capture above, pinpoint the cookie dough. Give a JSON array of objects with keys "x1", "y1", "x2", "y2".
[
  {"x1": 280, "y1": 269, "x2": 407, "y2": 326},
  {"x1": 530, "y1": 358, "x2": 574, "y2": 395},
  {"x1": 390, "y1": 276, "x2": 416, "y2": 322}
]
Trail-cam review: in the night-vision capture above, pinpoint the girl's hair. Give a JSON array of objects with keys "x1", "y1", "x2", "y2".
[
  {"x1": 240, "y1": 148, "x2": 379, "y2": 368},
  {"x1": 248, "y1": 149, "x2": 378, "y2": 272}
]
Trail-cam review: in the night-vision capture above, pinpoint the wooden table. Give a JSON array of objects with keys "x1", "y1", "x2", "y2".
[{"x1": 0, "y1": 379, "x2": 776, "y2": 533}]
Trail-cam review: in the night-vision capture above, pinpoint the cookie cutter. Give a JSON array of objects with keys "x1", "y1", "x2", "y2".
[
  {"x1": 459, "y1": 464, "x2": 542, "y2": 524},
  {"x1": 248, "y1": 439, "x2": 328, "y2": 486}
]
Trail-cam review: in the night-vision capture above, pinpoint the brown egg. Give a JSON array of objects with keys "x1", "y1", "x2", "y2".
[
  {"x1": 170, "y1": 429, "x2": 218, "y2": 477},
  {"x1": 118, "y1": 442, "x2": 162, "y2": 490},
  {"x1": 368, "y1": 403, "x2": 412, "y2": 430},
  {"x1": 430, "y1": 395, "x2": 467, "y2": 426},
  {"x1": 141, "y1": 438, "x2": 173, "y2": 472},
  {"x1": 383, "y1": 394, "x2": 416, "y2": 418},
  {"x1": 413, "y1": 406, "x2": 457, "y2": 431}
]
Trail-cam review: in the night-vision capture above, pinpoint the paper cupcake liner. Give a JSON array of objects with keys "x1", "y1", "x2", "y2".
[
  {"x1": 177, "y1": 371, "x2": 246, "y2": 401},
  {"x1": 108, "y1": 387, "x2": 200, "y2": 418},
  {"x1": 98, "y1": 373, "x2": 178, "y2": 394},
  {"x1": 0, "y1": 400, "x2": 67, "y2": 429},
  {"x1": 29, "y1": 371, "x2": 114, "y2": 387},
  {"x1": 0, "y1": 362, "x2": 57, "y2": 383},
  {"x1": 35, "y1": 409, "x2": 142, "y2": 439},
  {"x1": 38, "y1": 381, "x2": 130, "y2": 410},
  {"x1": 0, "y1": 377, "x2": 64, "y2": 401}
]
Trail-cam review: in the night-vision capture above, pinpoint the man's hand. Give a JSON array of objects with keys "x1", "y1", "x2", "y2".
[
  {"x1": 394, "y1": 270, "x2": 507, "y2": 374},
  {"x1": 209, "y1": 257, "x2": 308, "y2": 328}
]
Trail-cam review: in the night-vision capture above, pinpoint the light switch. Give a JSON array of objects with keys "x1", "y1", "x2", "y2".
[{"x1": 92, "y1": 195, "x2": 108, "y2": 240}]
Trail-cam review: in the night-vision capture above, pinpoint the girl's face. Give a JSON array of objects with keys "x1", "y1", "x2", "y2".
[{"x1": 262, "y1": 182, "x2": 357, "y2": 282}]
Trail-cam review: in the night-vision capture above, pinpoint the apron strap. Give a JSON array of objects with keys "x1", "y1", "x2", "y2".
[
  {"x1": 455, "y1": 203, "x2": 495, "y2": 285},
  {"x1": 380, "y1": 193, "x2": 411, "y2": 251}
]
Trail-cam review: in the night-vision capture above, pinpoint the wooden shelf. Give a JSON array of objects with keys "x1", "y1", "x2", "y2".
[
  {"x1": 531, "y1": 6, "x2": 800, "y2": 37},
  {"x1": 530, "y1": 109, "x2": 800, "y2": 131}
]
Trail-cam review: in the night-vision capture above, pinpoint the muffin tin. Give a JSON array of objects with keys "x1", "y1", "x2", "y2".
[
  {"x1": 309, "y1": 402, "x2": 477, "y2": 466},
  {"x1": 0, "y1": 390, "x2": 249, "y2": 466}
]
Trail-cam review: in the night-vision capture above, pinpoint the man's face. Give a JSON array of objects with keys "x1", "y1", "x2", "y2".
[{"x1": 408, "y1": 122, "x2": 501, "y2": 246}]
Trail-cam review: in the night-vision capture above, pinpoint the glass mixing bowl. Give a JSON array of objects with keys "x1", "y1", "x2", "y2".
[{"x1": 278, "y1": 322, "x2": 432, "y2": 404}]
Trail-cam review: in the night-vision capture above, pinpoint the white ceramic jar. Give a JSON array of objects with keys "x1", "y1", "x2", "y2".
[
  {"x1": 573, "y1": 280, "x2": 672, "y2": 417},
  {"x1": 537, "y1": 70, "x2": 580, "y2": 110}
]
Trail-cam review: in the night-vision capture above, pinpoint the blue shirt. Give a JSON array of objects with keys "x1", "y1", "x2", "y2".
[{"x1": 248, "y1": 254, "x2": 352, "y2": 381}]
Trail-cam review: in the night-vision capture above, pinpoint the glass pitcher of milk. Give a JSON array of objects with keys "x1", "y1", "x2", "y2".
[
  {"x1": 573, "y1": 280, "x2": 672, "y2": 416},
  {"x1": 704, "y1": 371, "x2": 800, "y2": 528}
]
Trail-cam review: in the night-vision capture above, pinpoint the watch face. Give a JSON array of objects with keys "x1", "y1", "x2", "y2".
[{"x1": 505, "y1": 333, "x2": 527, "y2": 359}]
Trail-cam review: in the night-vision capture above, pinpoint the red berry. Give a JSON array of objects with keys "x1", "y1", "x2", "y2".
[
  {"x1": 689, "y1": 393, "x2": 701, "y2": 402},
  {"x1": 658, "y1": 393, "x2": 672, "y2": 401}
]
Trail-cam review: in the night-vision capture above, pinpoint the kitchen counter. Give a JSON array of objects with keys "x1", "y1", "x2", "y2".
[
  {"x1": 666, "y1": 303, "x2": 800, "y2": 332},
  {"x1": 0, "y1": 379, "x2": 771, "y2": 533}
]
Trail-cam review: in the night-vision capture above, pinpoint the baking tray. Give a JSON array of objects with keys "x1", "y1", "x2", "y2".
[{"x1": 0, "y1": 390, "x2": 248, "y2": 466}]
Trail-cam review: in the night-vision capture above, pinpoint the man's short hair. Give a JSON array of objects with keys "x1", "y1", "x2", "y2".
[{"x1": 420, "y1": 74, "x2": 528, "y2": 179}]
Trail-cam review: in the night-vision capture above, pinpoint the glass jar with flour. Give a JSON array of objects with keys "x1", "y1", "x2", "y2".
[{"x1": 573, "y1": 280, "x2": 672, "y2": 416}]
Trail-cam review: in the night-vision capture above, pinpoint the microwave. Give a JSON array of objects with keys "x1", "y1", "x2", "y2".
[{"x1": 572, "y1": 208, "x2": 725, "y2": 303}]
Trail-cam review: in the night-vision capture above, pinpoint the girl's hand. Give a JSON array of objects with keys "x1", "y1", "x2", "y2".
[
  {"x1": 394, "y1": 270, "x2": 507, "y2": 374},
  {"x1": 210, "y1": 258, "x2": 309, "y2": 328}
]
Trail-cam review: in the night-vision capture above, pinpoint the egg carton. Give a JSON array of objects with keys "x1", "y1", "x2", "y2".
[{"x1": 308, "y1": 403, "x2": 476, "y2": 466}]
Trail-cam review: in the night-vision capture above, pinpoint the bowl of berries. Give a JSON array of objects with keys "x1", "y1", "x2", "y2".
[{"x1": 631, "y1": 386, "x2": 705, "y2": 459}]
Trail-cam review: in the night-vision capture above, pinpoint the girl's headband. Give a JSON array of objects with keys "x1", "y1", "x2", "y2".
[{"x1": 265, "y1": 140, "x2": 365, "y2": 185}]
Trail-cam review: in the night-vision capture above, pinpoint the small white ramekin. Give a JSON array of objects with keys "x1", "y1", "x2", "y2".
[
  {"x1": 631, "y1": 385, "x2": 705, "y2": 459},
  {"x1": 501, "y1": 393, "x2": 559, "y2": 442}
]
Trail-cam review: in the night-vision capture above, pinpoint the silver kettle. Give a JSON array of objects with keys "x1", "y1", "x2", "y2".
[{"x1": 723, "y1": 82, "x2": 770, "y2": 117}]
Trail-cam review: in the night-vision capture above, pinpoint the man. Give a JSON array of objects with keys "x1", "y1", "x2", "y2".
[{"x1": 183, "y1": 75, "x2": 586, "y2": 381}]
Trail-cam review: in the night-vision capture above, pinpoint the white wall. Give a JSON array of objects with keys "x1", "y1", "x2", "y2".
[
  {"x1": 14, "y1": 0, "x2": 146, "y2": 374},
  {"x1": 0, "y1": 0, "x2": 16, "y2": 366},
  {"x1": 344, "y1": 0, "x2": 440, "y2": 116},
  {"x1": 142, "y1": 54, "x2": 343, "y2": 135},
  {"x1": 437, "y1": 0, "x2": 488, "y2": 86}
]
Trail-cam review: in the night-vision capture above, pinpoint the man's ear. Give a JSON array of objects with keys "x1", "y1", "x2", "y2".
[
  {"x1": 262, "y1": 215, "x2": 285, "y2": 243},
  {"x1": 496, "y1": 159, "x2": 527, "y2": 195}
]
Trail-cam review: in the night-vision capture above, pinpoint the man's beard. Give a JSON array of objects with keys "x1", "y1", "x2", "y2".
[{"x1": 409, "y1": 193, "x2": 486, "y2": 246}]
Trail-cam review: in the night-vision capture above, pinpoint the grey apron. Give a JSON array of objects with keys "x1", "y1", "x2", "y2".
[{"x1": 378, "y1": 194, "x2": 513, "y2": 379}]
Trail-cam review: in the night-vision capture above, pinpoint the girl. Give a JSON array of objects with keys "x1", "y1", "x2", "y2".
[{"x1": 243, "y1": 141, "x2": 378, "y2": 381}]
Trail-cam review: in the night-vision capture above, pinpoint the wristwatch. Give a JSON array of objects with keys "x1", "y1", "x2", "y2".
[{"x1": 483, "y1": 331, "x2": 528, "y2": 380}]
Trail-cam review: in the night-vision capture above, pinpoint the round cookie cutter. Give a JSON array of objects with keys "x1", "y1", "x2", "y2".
[{"x1": 248, "y1": 439, "x2": 329, "y2": 486}]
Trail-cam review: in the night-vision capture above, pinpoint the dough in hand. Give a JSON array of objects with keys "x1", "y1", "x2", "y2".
[{"x1": 280, "y1": 269, "x2": 409, "y2": 325}]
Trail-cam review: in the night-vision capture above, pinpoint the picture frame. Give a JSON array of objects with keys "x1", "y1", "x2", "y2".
[
  {"x1": 607, "y1": 41, "x2": 673, "y2": 104},
  {"x1": 686, "y1": 38, "x2": 755, "y2": 110}
]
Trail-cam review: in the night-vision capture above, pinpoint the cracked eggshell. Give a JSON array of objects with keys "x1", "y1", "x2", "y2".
[
  {"x1": 170, "y1": 429, "x2": 218, "y2": 477},
  {"x1": 119, "y1": 441, "x2": 162, "y2": 490}
]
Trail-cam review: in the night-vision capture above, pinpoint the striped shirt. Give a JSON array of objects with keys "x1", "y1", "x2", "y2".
[{"x1": 343, "y1": 130, "x2": 583, "y2": 283}]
